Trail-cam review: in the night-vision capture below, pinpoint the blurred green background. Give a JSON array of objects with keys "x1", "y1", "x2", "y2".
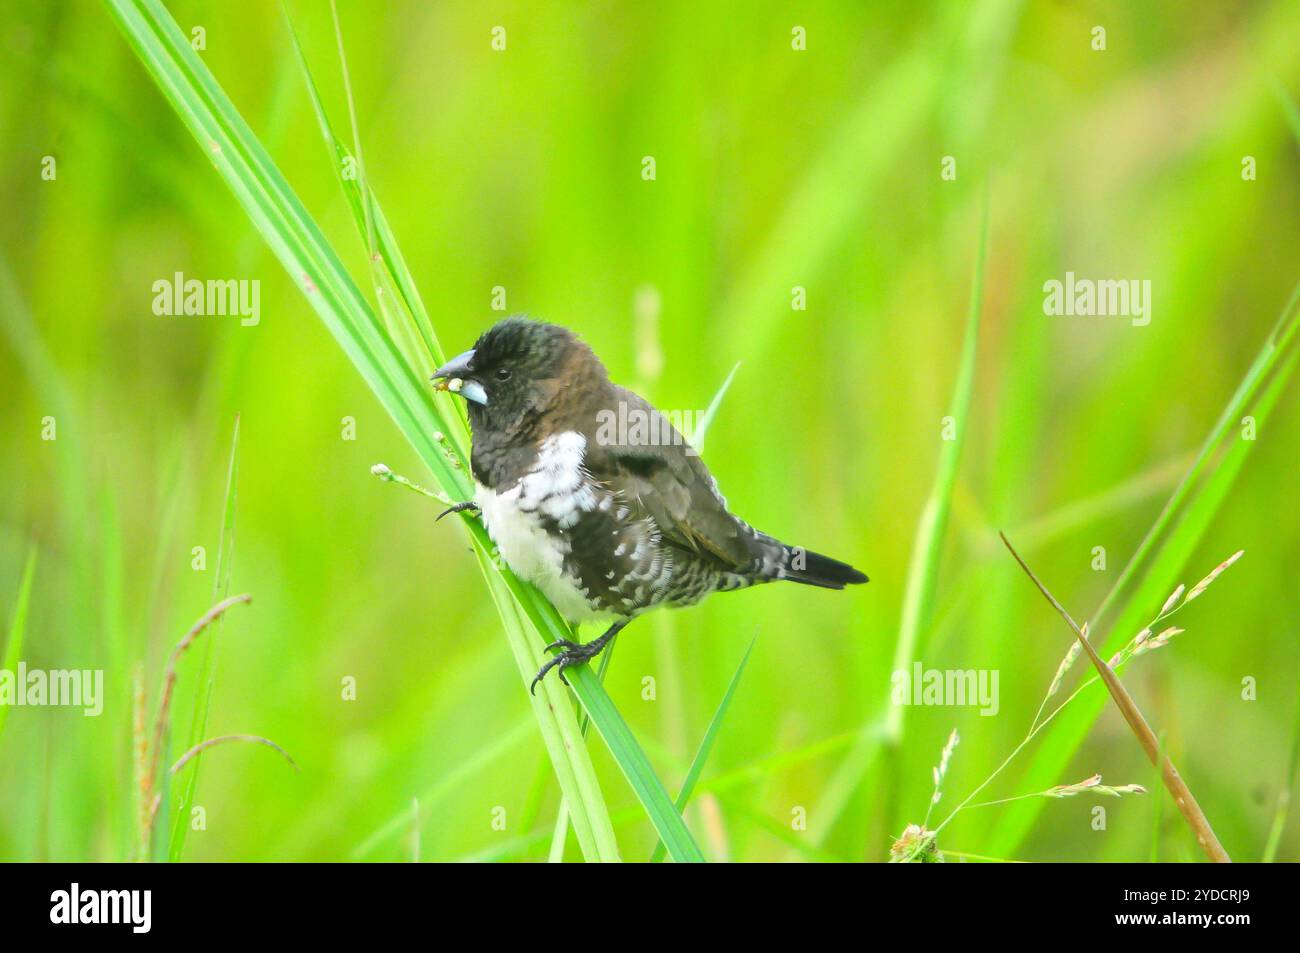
[{"x1": 1, "y1": 0, "x2": 1298, "y2": 862}]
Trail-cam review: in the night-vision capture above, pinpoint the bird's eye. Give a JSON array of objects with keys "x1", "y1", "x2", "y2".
[{"x1": 495, "y1": 367, "x2": 512, "y2": 382}]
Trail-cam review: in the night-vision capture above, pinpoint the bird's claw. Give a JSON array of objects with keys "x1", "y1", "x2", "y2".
[
  {"x1": 436, "y1": 500, "x2": 480, "y2": 522},
  {"x1": 530, "y1": 640, "x2": 591, "y2": 695},
  {"x1": 529, "y1": 622, "x2": 626, "y2": 695}
]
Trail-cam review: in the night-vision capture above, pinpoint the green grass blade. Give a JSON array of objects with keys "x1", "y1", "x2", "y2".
[
  {"x1": 717, "y1": 44, "x2": 936, "y2": 361},
  {"x1": 168, "y1": 414, "x2": 239, "y2": 861},
  {"x1": 809, "y1": 193, "x2": 989, "y2": 843},
  {"x1": 475, "y1": 552, "x2": 617, "y2": 861},
  {"x1": 292, "y1": 4, "x2": 620, "y2": 862},
  {"x1": 986, "y1": 310, "x2": 1300, "y2": 856},
  {"x1": 1091, "y1": 281, "x2": 1300, "y2": 631},
  {"x1": 1263, "y1": 685, "x2": 1300, "y2": 861},
  {"x1": 107, "y1": 0, "x2": 702, "y2": 863},
  {"x1": 693, "y1": 362, "x2": 741, "y2": 454},
  {"x1": 510, "y1": 582, "x2": 705, "y2": 862},
  {"x1": 0, "y1": 547, "x2": 38, "y2": 741},
  {"x1": 353, "y1": 717, "x2": 534, "y2": 859},
  {"x1": 546, "y1": 636, "x2": 618, "y2": 862},
  {"x1": 1270, "y1": 79, "x2": 1300, "y2": 145},
  {"x1": 887, "y1": 192, "x2": 988, "y2": 741},
  {"x1": 105, "y1": 0, "x2": 470, "y2": 500},
  {"x1": 650, "y1": 635, "x2": 756, "y2": 862},
  {"x1": 281, "y1": 2, "x2": 455, "y2": 389}
]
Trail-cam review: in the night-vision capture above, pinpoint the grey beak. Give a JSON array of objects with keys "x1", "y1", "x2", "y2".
[
  {"x1": 431, "y1": 349, "x2": 488, "y2": 405},
  {"x1": 432, "y1": 349, "x2": 476, "y2": 382}
]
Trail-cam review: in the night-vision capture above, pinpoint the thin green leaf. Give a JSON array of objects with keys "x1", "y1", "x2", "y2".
[
  {"x1": 477, "y1": 553, "x2": 618, "y2": 861},
  {"x1": 717, "y1": 44, "x2": 937, "y2": 360},
  {"x1": 889, "y1": 189, "x2": 988, "y2": 742},
  {"x1": 547, "y1": 635, "x2": 619, "y2": 862},
  {"x1": 987, "y1": 297, "x2": 1300, "y2": 856},
  {"x1": 0, "y1": 547, "x2": 38, "y2": 740},
  {"x1": 1092, "y1": 281, "x2": 1300, "y2": 632},
  {"x1": 1263, "y1": 678, "x2": 1300, "y2": 861},
  {"x1": 281, "y1": 0, "x2": 464, "y2": 457},
  {"x1": 168, "y1": 414, "x2": 239, "y2": 861},
  {"x1": 693, "y1": 362, "x2": 741, "y2": 454},
  {"x1": 289, "y1": 4, "x2": 620, "y2": 861},
  {"x1": 353, "y1": 717, "x2": 534, "y2": 860},
  {"x1": 1271, "y1": 80, "x2": 1300, "y2": 147},
  {"x1": 651, "y1": 635, "x2": 756, "y2": 862},
  {"x1": 108, "y1": 0, "x2": 703, "y2": 863},
  {"x1": 810, "y1": 192, "x2": 989, "y2": 844}
]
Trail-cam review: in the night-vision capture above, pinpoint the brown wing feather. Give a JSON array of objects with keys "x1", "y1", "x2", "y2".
[{"x1": 581, "y1": 387, "x2": 756, "y2": 570}]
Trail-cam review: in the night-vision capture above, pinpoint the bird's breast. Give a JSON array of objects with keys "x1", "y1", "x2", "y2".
[{"x1": 474, "y1": 431, "x2": 614, "y2": 624}]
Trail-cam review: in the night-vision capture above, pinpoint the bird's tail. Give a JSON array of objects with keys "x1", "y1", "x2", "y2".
[
  {"x1": 744, "y1": 532, "x2": 868, "y2": 590},
  {"x1": 782, "y1": 546, "x2": 869, "y2": 590}
]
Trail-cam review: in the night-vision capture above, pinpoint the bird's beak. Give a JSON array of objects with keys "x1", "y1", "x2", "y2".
[{"x1": 431, "y1": 349, "x2": 488, "y2": 405}]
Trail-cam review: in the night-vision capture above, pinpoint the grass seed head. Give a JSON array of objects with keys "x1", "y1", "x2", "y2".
[
  {"x1": 937, "y1": 728, "x2": 959, "y2": 779},
  {"x1": 1133, "y1": 626, "x2": 1184, "y2": 656},
  {"x1": 1185, "y1": 550, "x2": 1244, "y2": 603},
  {"x1": 1049, "y1": 640, "x2": 1083, "y2": 697},
  {"x1": 1046, "y1": 774, "x2": 1147, "y2": 798},
  {"x1": 1160, "y1": 584, "x2": 1185, "y2": 615},
  {"x1": 928, "y1": 729, "x2": 960, "y2": 810}
]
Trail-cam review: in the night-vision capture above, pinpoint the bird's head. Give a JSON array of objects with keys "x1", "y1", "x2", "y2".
[{"x1": 432, "y1": 317, "x2": 604, "y2": 436}]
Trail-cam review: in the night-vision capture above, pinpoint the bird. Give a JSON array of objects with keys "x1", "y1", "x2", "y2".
[{"x1": 431, "y1": 316, "x2": 867, "y2": 692}]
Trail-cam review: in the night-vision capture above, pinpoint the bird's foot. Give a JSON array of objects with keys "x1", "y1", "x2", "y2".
[
  {"x1": 530, "y1": 640, "x2": 593, "y2": 694},
  {"x1": 530, "y1": 630, "x2": 619, "y2": 695},
  {"x1": 436, "y1": 500, "x2": 480, "y2": 522}
]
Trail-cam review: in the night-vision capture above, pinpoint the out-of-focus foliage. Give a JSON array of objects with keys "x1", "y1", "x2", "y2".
[{"x1": 0, "y1": 0, "x2": 1296, "y2": 861}]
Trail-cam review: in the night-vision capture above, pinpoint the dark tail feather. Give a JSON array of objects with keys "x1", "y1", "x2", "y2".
[{"x1": 785, "y1": 547, "x2": 869, "y2": 590}]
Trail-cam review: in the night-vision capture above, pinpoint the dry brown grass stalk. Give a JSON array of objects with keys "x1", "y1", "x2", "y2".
[
  {"x1": 999, "y1": 532, "x2": 1231, "y2": 863},
  {"x1": 135, "y1": 593, "x2": 298, "y2": 858}
]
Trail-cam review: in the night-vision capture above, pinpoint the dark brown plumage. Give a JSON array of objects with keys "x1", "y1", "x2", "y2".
[{"x1": 433, "y1": 317, "x2": 866, "y2": 690}]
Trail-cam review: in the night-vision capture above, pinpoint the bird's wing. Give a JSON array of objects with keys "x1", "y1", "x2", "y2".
[{"x1": 582, "y1": 386, "x2": 757, "y2": 570}]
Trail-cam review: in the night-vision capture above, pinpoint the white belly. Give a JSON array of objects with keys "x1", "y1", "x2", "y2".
[{"x1": 474, "y1": 432, "x2": 612, "y2": 625}]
